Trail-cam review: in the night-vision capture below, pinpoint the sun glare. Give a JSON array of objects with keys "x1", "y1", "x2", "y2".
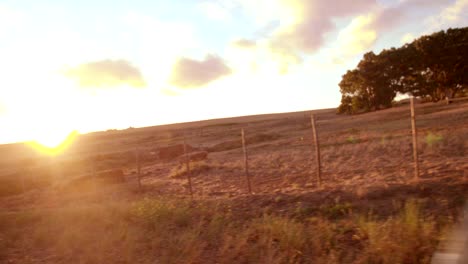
[{"x1": 29, "y1": 130, "x2": 78, "y2": 155}]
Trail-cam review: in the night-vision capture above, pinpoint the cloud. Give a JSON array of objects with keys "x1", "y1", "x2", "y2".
[
  {"x1": 335, "y1": 14, "x2": 378, "y2": 57},
  {"x1": 369, "y1": 0, "x2": 451, "y2": 32},
  {"x1": 0, "y1": 103, "x2": 5, "y2": 115},
  {"x1": 267, "y1": 0, "x2": 374, "y2": 55},
  {"x1": 169, "y1": 54, "x2": 232, "y2": 88},
  {"x1": 427, "y1": 0, "x2": 468, "y2": 31},
  {"x1": 233, "y1": 0, "x2": 456, "y2": 72},
  {"x1": 229, "y1": 37, "x2": 301, "y2": 74},
  {"x1": 400, "y1": 33, "x2": 415, "y2": 44},
  {"x1": 235, "y1": 0, "x2": 283, "y2": 27},
  {"x1": 232, "y1": 38, "x2": 257, "y2": 49},
  {"x1": 226, "y1": 0, "x2": 377, "y2": 74},
  {"x1": 198, "y1": 1, "x2": 234, "y2": 21},
  {"x1": 65, "y1": 59, "x2": 146, "y2": 88},
  {"x1": 160, "y1": 87, "x2": 181, "y2": 96},
  {"x1": 319, "y1": 0, "x2": 455, "y2": 64},
  {"x1": 122, "y1": 12, "x2": 198, "y2": 90},
  {"x1": 0, "y1": 5, "x2": 25, "y2": 36},
  {"x1": 269, "y1": 16, "x2": 334, "y2": 56},
  {"x1": 233, "y1": 0, "x2": 378, "y2": 72}
]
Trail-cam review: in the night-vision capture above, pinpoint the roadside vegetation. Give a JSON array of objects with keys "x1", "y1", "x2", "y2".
[{"x1": 0, "y1": 196, "x2": 458, "y2": 264}]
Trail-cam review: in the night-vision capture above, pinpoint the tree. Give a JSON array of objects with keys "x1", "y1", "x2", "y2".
[
  {"x1": 338, "y1": 27, "x2": 468, "y2": 114},
  {"x1": 337, "y1": 52, "x2": 397, "y2": 114}
]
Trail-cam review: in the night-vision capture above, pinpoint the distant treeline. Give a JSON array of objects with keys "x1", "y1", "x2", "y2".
[{"x1": 338, "y1": 27, "x2": 468, "y2": 114}]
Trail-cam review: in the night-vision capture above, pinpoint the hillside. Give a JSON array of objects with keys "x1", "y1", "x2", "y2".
[{"x1": 0, "y1": 100, "x2": 467, "y2": 263}]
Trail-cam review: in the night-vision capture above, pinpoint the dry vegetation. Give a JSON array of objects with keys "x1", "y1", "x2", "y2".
[
  {"x1": 0, "y1": 192, "x2": 450, "y2": 263},
  {"x1": 0, "y1": 100, "x2": 467, "y2": 263}
]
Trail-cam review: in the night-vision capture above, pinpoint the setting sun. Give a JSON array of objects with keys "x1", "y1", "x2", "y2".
[
  {"x1": 29, "y1": 130, "x2": 79, "y2": 155},
  {"x1": 0, "y1": 1, "x2": 467, "y2": 263}
]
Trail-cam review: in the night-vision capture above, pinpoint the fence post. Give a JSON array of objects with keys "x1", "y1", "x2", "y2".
[
  {"x1": 92, "y1": 157, "x2": 96, "y2": 178},
  {"x1": 410, "y1": 97, "x2": 420, "y2": 180},
  {"x1": 18, "y1": 159, "x2": 27, "y2": 193},
  {"x1": 183, "y1": 136, "x2": 194, "y2": 198},
  {"x1": 311, "y1": 114, "x2": 322, "y2": 186},
  {"x1": 241, "y1": 129, "x2": 252, "y2": 194},
  {"x1": 136, "y1": 148, "x2": 142, "y2": 189},
  {"x1": 92, "y1": 156, "x2": 97, "y2": 192},
  {"x1": 20, "y1": 170, "x2": 26, "y2": 193},
  {"x1": 50, "y1": 156, "x2": 58, "y2": 186}
]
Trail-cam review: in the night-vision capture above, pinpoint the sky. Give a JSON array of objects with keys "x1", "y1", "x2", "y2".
[{"x1": 0, "y1": 0, "x2": 467, "y2": 145}]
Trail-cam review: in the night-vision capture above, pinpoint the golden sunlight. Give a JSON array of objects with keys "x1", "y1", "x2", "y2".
[{"x1": 29, "y1": 130, "x2": 79, "y2": 155}]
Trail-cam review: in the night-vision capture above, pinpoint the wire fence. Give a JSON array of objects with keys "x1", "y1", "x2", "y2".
[
  {"x1": 3, "y1": 97, "x2": 467, "y2": 197},
  {"x1": 125, "y1": 97, "x2": 466, "y2": 197}
]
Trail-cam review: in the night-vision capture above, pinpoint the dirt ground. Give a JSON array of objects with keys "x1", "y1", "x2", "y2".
[
  {"x1": 1, "y1": 100, "x2": 467, "y2": 212},
  {"x1": 0, "y1": 100, "x2": 467, "y2": 263}
]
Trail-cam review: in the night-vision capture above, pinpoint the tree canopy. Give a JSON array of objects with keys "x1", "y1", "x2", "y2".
[{"x1": 337, "y1": 27, "x2": 468, "y2": 114}]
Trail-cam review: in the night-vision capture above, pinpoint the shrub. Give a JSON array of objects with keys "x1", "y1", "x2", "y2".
[
  {"x1": 356, "y1": 200, "x2": 438, "y2": 264},
  {"x1": 425, "y1": 132, "x2": 444, "y2": 147},
  {"x1": 346, "y1": 136, "x2": 360, "y2": 144},
  {"x1": 168, "y1": 161, "x2": 213, "y2": 179}
]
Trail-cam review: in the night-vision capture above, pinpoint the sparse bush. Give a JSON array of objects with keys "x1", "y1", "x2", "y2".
[
  {"x1": 321, "y1": 202, "x2": 354, "y2": 219},
  {"x1": 356, "y1": 200, "x2": 438, "y2": 264},
  {"x1": 346, "y1": 135, "x2": 360, "y2": 144},
  {"x1": 168, "y1": 161, "x2": 213, "y2": 179},
  {"x1": 131, "y1": 198, "x2": 194, "y2": 229},
  {"x1": 220, "y1": 215, "x2": 309, "y2": 263},
  {"x1": 380, "y1": 134, "x2": 393, "y2": 145},
  {"x1": 425, "y1": 132, "x2": 444, "y2": 147}
]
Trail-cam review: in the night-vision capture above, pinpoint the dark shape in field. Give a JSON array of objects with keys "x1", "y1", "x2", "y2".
[
  {"x1": 159, "y1": 144, "x2": 195, "y2": 160},
  {"x1": 64, "y1": 169, "x2": 125, "y2": 190}
]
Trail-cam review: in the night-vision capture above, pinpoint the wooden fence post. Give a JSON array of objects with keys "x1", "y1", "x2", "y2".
[
  {"x1": 92, "y1": 157, "x2": 96, "y2": 179},
  {"x1": 20, "y1": 170, "x2": 26, "y2": 194},
  {"x1": 136, "y1": 148, "x2": 142, "y2": 189},
  {"x1": 241, "y1": 129, "x2": 252, "y2": 194},
  {"x1": 50, "y1": 156, "x2": 58, "y2": 186},
  {"x1": 92, "y1": 156, "x2": 97, "y2": 192},
  {"x1": 410, "y1": 97, "x2": 420, "y2": 180},
  {"x1": 183, "y1": 137, "x2": 194, "y2": 198},
  {"x1": 311, "y1": 114, "x2": 322, "y2": 186}
]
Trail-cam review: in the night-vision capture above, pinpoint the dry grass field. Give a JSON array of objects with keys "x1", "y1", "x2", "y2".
[{"x1": 0, "y1": 100, "x2": 467, "y2": 263}]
